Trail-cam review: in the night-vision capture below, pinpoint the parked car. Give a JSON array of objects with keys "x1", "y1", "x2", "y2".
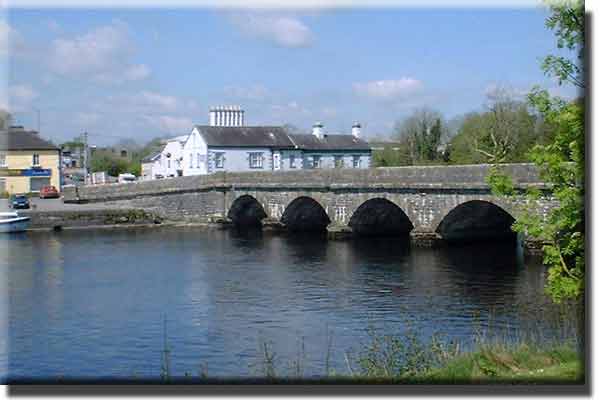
[
  {"x1": 118, "y1": 173, "x2": 136, "y2": 184},
  {"x1": 39, "y1": 185, "x2": 60, "y2": 199},
  {"x1": 8, "y1": 194, "x2": 30, "y2": 209}
]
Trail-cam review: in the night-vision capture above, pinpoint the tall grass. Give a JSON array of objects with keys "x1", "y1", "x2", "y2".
[{"x1": 155, "y1": 302, "x2": 583, "y2": 383}]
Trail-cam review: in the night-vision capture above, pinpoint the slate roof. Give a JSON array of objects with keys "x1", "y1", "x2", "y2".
[
  {"x1": 141, "y1": 151, "x2": 161, "y2": 163},
  {"x1": 167, "y1": 135, "x2": 189, "y2": 144},
  {"x1": 193, "y1": 125, "x2": 371, "y2": 151},
  {"x1": 194, "y1": 126, "x2": 295, "y2": 148},
  {"x1": 288, "y1": 134, "x2": 371, "y2": 151},
  {"x1": 0, "y1": 129, "x2": 59, "y2": 151}
]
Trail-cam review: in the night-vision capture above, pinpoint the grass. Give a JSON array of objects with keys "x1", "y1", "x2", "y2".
[
  {"x1": 413, "y1": 343, "x2": 583, "y2": 384},
  {"x1": 156, "y1": 305, "x2": 584, "y2": 384}
]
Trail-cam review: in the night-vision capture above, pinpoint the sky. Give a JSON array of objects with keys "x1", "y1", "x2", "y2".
[{"x1": 1, "y1": 5, "x2": 579, "y2": 146}]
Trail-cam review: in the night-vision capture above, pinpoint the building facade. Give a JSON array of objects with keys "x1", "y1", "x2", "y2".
[
  {"x1": 143, "y1": 106, "x2": 372, "y2": 179},
  {"x1": 140, "y1": 152, "x2": 162, "y2": 181},
  {"x1": 0, "y1": 127, "x2": 61, "y2": 194}
]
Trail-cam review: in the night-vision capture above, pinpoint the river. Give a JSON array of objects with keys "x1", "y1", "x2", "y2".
[{"x1": 1, "y1": 226, "x2": 576, "y2": 381}]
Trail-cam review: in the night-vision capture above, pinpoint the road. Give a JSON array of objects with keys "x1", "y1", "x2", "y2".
[{"x1": 1, "y1": 197, "x2": 118, "y2": 212}]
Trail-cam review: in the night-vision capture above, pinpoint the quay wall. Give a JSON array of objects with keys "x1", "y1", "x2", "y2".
[{"x1": 22, "y1": 209, "x2": 162, "y2": 230}]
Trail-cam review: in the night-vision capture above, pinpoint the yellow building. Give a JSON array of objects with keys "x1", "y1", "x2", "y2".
[{"x1": 0, "y1": 128, "x2": 61, "y2": 195}]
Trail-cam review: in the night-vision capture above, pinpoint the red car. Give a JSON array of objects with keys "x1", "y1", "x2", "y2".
[{"x1": 39, "y1": 185, "x2": 60, "y2": 199}]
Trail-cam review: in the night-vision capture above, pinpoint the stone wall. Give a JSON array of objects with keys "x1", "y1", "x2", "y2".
[
  {"x1": 58, "y1": 164, "x2": 555, "y2": 242},
  {"x1": 63, "y1": 163, "x2": 546, "y2": 204},
  {"x1": 23, "y1": 209, "x2": 161, "y2": 230}
]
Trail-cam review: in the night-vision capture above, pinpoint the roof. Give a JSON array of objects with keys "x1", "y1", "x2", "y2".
[
  {"x1": 194, "y1": 126, "x2": 295, "y2": 148},
  {"x1": 141, "y1": 151, "x2": 161, "y2": 163},
  {"x1": 0, "y1": 129, "x2": 59, "y2": 151},
  {"x1": 167, "y1": 135, "x2": 190, "y2": 144},
  {"x1": 288, "y1": 133, "x2": 371, "y2": 151}
]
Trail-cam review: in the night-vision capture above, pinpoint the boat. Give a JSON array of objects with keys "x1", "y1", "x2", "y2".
[{"x1": 0, "y1": 212, "x2": 30, "y2": 233}]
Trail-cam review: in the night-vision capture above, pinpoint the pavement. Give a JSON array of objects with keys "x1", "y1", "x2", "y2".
[{"x1": 1, "y1": 197, "x2": 117, "y2": 212}]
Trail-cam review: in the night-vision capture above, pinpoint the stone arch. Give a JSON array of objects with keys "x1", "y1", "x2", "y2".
[
  {"x1": 281, "y1": 196, "x2": 331, "y2": 232},
  {"x1": 348, "y1": 198, "x2": 414, "y2": 237},
  {"x1": 435, "y1": 200, "x2": 516, "y2": 243},
  {"x1": 227, "y1": 194, "x2": 268, "y2": 227}
]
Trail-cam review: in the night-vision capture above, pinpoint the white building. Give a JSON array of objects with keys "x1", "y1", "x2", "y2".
[
  {"x1": 140, "y1": 151, "x2": 162, "y2": 180},
  {"x1": 144, "y1": 106, "x2": 371, "y2": 179},
  {"x1": 160, "y1": 135, "x2": 187, "y2": 177}
]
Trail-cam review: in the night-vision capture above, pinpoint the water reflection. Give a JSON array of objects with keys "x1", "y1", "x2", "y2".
[{"x1": 1, "y1": 227, "x2": 575, "y2": 380}]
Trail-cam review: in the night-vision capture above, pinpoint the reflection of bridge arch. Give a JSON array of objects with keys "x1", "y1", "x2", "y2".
[
  {"x1": 227, "y1": 195, "x2": 267, "y2": 227},
  {"x1": 435, "y1": 200, "x2": 516, "y2": 243},
  {"x1": 281, "y1": 196, "x2": 331, "y2": 232},
  {"x1": 348, "y1": 198, "x2": 414, "y2": 237}
]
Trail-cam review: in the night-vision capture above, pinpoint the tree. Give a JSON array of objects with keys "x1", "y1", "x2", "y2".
[
  {"x1": 90, "y1": 154, "x2": 130, "y2": 177},
  {"x1": 394, "y1": 108, "x2": 446, "y2": 164},
  {"x1": 448, "y1": 88, "x2": 555, "y2": 165},
  {"x1": 488, "y1": 0, "x2": 584, "y2": 303}
]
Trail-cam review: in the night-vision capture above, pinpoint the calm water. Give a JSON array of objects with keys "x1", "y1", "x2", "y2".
[{"x1": 1, "y1": 226, "x2": 571, "y2": 380}]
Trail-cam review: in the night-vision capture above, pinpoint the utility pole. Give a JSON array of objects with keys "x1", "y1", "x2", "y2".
[{"x1": 83, "y1": 132, "x2": 89, "y2": 184}]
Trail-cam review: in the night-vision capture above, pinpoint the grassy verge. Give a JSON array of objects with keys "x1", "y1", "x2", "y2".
[{"x1": 412, "y1": 343, "x2": 582, "y2": 384}]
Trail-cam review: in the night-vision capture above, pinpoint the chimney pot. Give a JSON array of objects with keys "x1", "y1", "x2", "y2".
[
  {"x1": 312, "y1": 122, "x2": 324, "y2": 139},
  {"x1": 352, "y1": 122, "x2": 361, "y2": 138}
]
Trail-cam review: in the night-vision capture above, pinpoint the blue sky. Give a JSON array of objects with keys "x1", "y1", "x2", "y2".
[{"x1": 2, "y1": 6, "x2": 578, "y2": 145}]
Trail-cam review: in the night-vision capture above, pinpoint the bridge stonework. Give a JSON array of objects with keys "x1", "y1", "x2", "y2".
[{"x1": 63, "y1": 164, "x2": 556, "y2": 243}]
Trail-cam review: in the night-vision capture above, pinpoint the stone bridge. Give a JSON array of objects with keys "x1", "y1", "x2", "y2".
[{"x1": 63, "y1": 163, "x2": 555, "y2": 244}]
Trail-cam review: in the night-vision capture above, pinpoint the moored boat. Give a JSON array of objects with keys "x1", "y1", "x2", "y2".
[{"x1": 0, "y1": 212, "x2": 30, "y2": 233}]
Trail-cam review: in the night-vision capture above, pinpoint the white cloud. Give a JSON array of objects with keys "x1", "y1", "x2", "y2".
[
  {"x1": 0, "y1": 21, "x2": 26, "y2": 56},
  {"x1": 74, "y1": 112, "x2": 101, "y2": 125},
  {"x1": 229, "y1": 13, "x2": 313, "y2": 48},
  {"x1": 139, "y1": 91, "x2": 179, "y2": 111},
  {"x1": 8, "y1": 84, "x2": 39, "y2": 111},
  {"x1": 48, "y1": 20, "x2": 150, "y2": 84},
  {"x1": 353, "y1": 78, "x2": 423, "y2": 99},
  {"x1": 224, "y1": 84, "x2": 270, "y2": 100},
  {"x1": 143, "y1": 115, "x2": 193, "y2": 134},
  {"x1": 124, "y1": 64, "x2": 151, "y2": 81}
]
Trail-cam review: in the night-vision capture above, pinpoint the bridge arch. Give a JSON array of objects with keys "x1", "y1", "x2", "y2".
[
  {"x1": 227, "y1": 194, "x2": 268, "y2": 227},
  {"x1": 348, "y1": 198, "x2": 414, "y2": 237},
  {"x1": 281, "y1": 196, "x2": 331, "y2": 232},
  {"x1": 435, "y1": 200, "x2": 516, "y2": 243}
]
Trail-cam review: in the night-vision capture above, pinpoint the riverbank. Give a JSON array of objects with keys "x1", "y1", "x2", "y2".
[{"x1": 20, "y1": 208, "x2": 163, "y2": 231}]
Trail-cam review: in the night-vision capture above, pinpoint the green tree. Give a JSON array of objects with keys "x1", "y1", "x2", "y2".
[
  {"x1": 450, "y1": 89, "x2": 538, "y2": 164},
  {"x1": 394, "y1": 108, "x2": 446, "y2": 164},
  {"x1": 488, "y1": 0, "x2": 584, "y2": 303},
  {"x1": 90, "y1": 154, "x2": 130, "y2": 177}
]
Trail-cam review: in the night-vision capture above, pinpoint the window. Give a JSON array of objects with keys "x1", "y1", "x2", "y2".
[
  {"x1": 335, "y1": 206, "x2": 347, "y2": 222},
  {"x1": 353, "y1": 156, "x2": 361, "y2": 168},
  {"x1": 32, "y1": 153, "x2": 40, "y2": 166},
  {"x1": 167, "y1": 159, "x2": 171, "y2": 169},
  {"x1": 289, "y1": 154, "x2": 296, "y2": 169},
  {"x1": 0, "y1": 154, "x2": 6, "y2": 167},
  {"x1": 249, "y1": 152, "x2": 263, "y2": 169},
  {"x1": 190, "y1": 153, "x2": 194, "y2": 168},
  {"x1": 215, "y1": 153, "x2": 225, "y2": 169},
  {"x1": 334, "y1": 156, "x2": 344, "y2": 168},
  {"x1": 312, "y1": 155, "x2": 321, "y2": 169},
  {"x1": 196, "y1": 153, "x2": 201, "y2": 168}
]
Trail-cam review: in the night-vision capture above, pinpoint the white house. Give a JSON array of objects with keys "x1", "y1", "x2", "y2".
[
  {"x1": 144, "y1": 106, "x2": 372, "y2": 179},
  {"x1": 140, "y1": 151, "x2": 162, "y2": 180},
  {"x1": 160, "y1": 135, "x2": 187, "y2": 177}
]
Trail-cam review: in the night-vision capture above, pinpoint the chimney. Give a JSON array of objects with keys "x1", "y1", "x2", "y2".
[
  {"x1": 209, "y1": 105, "x2": 245, "y2": 127},
  {"x1": 352, "y1": 122, "x2": 361, "y2": 138},
  {"x1": 312, "y1": 122, "x2": 324, "y2": 139}
]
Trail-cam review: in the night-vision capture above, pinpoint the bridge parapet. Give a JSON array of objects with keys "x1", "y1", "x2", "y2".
[{"x1": 63, "y1": 163, "x2": 547, "y2": 204}]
